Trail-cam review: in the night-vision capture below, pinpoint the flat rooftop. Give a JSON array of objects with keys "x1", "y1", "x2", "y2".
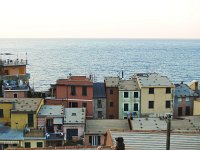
[
  {"x1": 86, "y1": 119, "x2": 130, "y2": 134},
  {"x1": 134, "y1": 73, "x2": 173, "y2": 87},
  {"x1": 37, "y1": 105, "x2": 64, "y2": 117},
  {"x1": 64, "y1": 108, "x2": 85, "y2": 124}
]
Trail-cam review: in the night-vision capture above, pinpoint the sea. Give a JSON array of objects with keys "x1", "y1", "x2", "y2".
[{"x1": 0, "y1": 38, "x2": 200, "y2": 91}]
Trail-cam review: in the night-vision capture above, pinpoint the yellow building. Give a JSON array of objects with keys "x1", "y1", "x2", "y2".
[
  {"x1": 0, "y1": 98, "x2": 44, "y2": 130},
  {"x1": 0, "y1": 101, "x2": 13, "y2": 123},
  {"x1": 134, "y1": 73, "x2": 175, "y2": 117},
  {"x1": 193, "y1": 98, "x2": 200, "y2": 115}
]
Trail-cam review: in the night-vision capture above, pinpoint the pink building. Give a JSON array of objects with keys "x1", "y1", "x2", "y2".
[{"x1": 46, "y1": 76, "x2": 93, "y2": 119}]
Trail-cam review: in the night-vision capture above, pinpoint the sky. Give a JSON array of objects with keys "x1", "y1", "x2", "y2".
[{"x1": 0, "y1": 0, "x2": 200, "y2": 38}]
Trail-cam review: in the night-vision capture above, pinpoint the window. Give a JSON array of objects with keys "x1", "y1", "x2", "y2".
[
  {"x1": 69, "y1": 102, "x2": 78, "y2": 108},
  {"x1": 178, "y1": 98, "x2": 182, "y2": 102},
  {"x1": 134, "y1": 103, "x2": 139, "y2": 111},
  {"x1": 148, "y1": 101, "x2": 154, "y2": 109},
  {"x1": 166, "y1": 88, "x2": 171, "y2": 94},
  {"x1": 25, "y1": 142, "x2": 31, "y2": 148},
  {"x1": 185, "y1": 106, "x2": 190, "y2": 115},
  {"x1": 28, "y1": 113, "x2": 34, "y2": 127},
  {"x1": 166, "y1": 101, "x2": 171, "y2": 108},
  {"x1": 82, "y1": 102, "x2": 87, "y2": 108},
  {"x1": 89, "y1": 136, "x2": 101, "y2": 146},
  {"x1": 149, "y1": 88, "x2": 154, "y2": 94},
  {"x1": 46, "y1": 119, "x2": 53, "y2": 127},
  {"x1": 124, "y1": 92, "x2": 129, "y2": 98},
  {"x1": 98, "y1": 111, "x2": 102, "y2": 118},
  {"x1": 134, "y1": 92, "x2": 139, "y2": 98},
  {"x1": 110, "y1": 102, "x2": 113, "y2": 107},
  {"x1": 124, "y1": 103, "x2": 129, "y2": 111},
  {"x1": 110, "y1": 89, "x2": 113, "y2": 94},
  {"x1": 97, "y1": 100, "x2": 102, "y2": 108},
  {"x1": 37, "y1": 142, "x2": 43, "y2": 148},
  {"x1": 0, "y1": 109, "x2": 3, "y2": 118},
  {"x1": 82, "y1": 86, "x2": 87, "y2": 96},
  {"x1": 185, "y1": 97, "x2": 189, "y2": 102},
  {"x1": 109, "y1": 115, "x2": 114, "y2": 119},
  {"x1": 71, "y1": 86, "x2": 76, "y2": 96},
  {"x1": 72, "y1": 113, "x2": 76, "y2": 116},
  {"x1": 14, "y1": 93, "x2": 18, "y2": 98}
]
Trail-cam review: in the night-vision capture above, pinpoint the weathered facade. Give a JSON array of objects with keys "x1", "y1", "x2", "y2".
[
  {"x1": 118, "y1": 79, "x2": 141, "y2": 119},
  {"x1": 104, "y1": 77, "x2": 120, "y2": 119},
  {"x1": 93, "y1": 83, "x2": 106, "y2": 119},
  {"x1": 0, "y1": 55, "x2": 30, "y2": 98},
  {"x1": 134, "y1": 73, "x2": 174, "y2": 117},
  {"x1": 173, "y1": 83, "x2": 199, "y2": 118},
  {"x1": 47, "y1": 76, "x2": 93, "y2": 119}
]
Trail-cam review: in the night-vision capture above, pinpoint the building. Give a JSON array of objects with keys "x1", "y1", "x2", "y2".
[
  {"x1": 63, "y1": 108, "x2": 85, "y2": 143},
  {"x1": 174, "y1": 83, "x2": 199, "y2": 118},
  {"x1": 37, "y1": 105, "x2": 65, "y2": 147},
  {"x1": 0, "y1": 54, "x2": 30, "y2": 98},
  {"x1": 0, "y1": 98, "x2": 44, "y2": 130},
  {"x1": 0, "y1": 98, "x2": 45, "y2": 149},
  {"x1": 118, "y1": 79, "x2": 140, "y2": 119},
  {"x1": 134, "y1": 73, "x2": 174, "y2": 117},
  {"x1": 46, "y1": 76, "x2": 93, "y2": 119},
  {"x1": 37, "y1": 105, "x2": 85, "y2": 147},
  {"x1": 104, "y1": 77, "x2": 120, "y2": 119},
  {"x1": 85, "y1": 119, "x2": 130, "y2": 146},
  {"x1": 93, "y1": 82, "x2": 106, "y2": 119}
]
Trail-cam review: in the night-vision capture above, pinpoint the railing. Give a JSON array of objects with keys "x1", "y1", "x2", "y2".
[
  {"x1": 46, "y1": 132, "x2": 64, "y2": 140},
  {"x1": 24, "y1": 129, "x2": 45, "y2": 137},
  {"x1": 0, "y1": 59, "x2": 27, "y2": 66},
  {"x1": 4, "y1": 84, "x2": 29, "y2": 91}
]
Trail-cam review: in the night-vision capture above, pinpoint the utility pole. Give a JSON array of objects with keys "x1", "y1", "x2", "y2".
[{"x1": 166, "y1": 118, "x2": 171, "y2": 150}]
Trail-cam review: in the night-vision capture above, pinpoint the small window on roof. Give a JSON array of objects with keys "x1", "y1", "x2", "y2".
[{"x1": 72, "y1": 113, "x2": 76, "y2": 116}]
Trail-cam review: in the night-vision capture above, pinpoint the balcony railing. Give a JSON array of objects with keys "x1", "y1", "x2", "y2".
[
  {"x1": 0, "y1": 59, "x2": 27, "y2": 66},
  {"x1": 46, "y1": 132, "x2": 64, "y2": 140},
  {"x1": 24, "y1": 129, "x2": 45, "y2": 137}
]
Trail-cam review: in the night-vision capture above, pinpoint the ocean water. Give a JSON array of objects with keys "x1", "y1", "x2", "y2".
[{"x1": 0, "y1": 38, "x2": 200, "y2": 91}]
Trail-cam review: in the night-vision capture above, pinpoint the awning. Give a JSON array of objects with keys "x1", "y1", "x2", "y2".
[
  {"x1": 0, "y1": 141, "x2": 19, "y2": 144},
  {"x1": 53, "y1": 118, "x2": 63, "y2": 124}
]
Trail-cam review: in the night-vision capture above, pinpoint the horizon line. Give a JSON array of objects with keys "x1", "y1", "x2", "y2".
[{"x1": 0, "y1": 37, "x2": 200, "y2": 40}]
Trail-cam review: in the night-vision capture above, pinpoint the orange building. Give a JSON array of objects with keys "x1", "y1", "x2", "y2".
[
  {"x1": 0, "y1": 55, "x2": 30, "y2": 98},
  {"x1": 46, "y1": 76, "x2": 93, "y2": 118}
]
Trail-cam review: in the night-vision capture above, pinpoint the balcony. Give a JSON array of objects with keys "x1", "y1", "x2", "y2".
[
  {"x1": 0, "y1": 59, "x2": 27, "y2": 66},
  {"x1": 24, "y1": 128, "x2": 45, "y2": 138},
  {"x1": 46, "y1": 132, "x2": 64, "y2": 140},
  {"x1": 0, "y1": 73, "x2": 30, "y2": 80}
]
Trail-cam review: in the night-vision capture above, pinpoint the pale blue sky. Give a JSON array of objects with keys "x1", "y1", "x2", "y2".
[{"x1": 0, "y1": 0, "x2": 200, "y2": 38}]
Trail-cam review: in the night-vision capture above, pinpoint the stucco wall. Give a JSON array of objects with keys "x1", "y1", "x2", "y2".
[
  {"x1": 0, "y1": 103, "x2": 13, "y2": 123},
  {"x1": 141, "y1": 87, "x2": 173, "y2": 115}
]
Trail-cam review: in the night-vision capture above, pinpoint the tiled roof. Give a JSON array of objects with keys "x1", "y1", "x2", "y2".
[
  {"x1": 111, "y1": 131, "x2": 200, "y2": 150},
  {"x1": 0, "y1": 98, "x2": 43, "y2": 112},
  {"x1": 134, "y1": 73, "x2": 173, "y2": 87},
  {"x1": 37, "y1": 105, "x2": 64, "y2": 117},
  {"x1": 86, "y1": 119, "x2": 130, "y2": 134},
  {"x1": 93, "y1": 82, "x2": 106, "y2": 98},
  {"x1": 175, "y1": 84, "x2": 199, "y2": 97},
  {"x1": 131, "y1": 118, "x2": 166, "y2": 131},
  {"x1": 119, "y1": 78, "x2": 140, "y2": 91},
  {"x1": 104, "y1": 77, "x2": 120, "y2": 87}
]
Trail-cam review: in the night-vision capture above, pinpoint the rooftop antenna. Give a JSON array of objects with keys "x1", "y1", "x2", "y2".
[{"x1": 26, "y1": 52, "x2": 28, "y2": 64}]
